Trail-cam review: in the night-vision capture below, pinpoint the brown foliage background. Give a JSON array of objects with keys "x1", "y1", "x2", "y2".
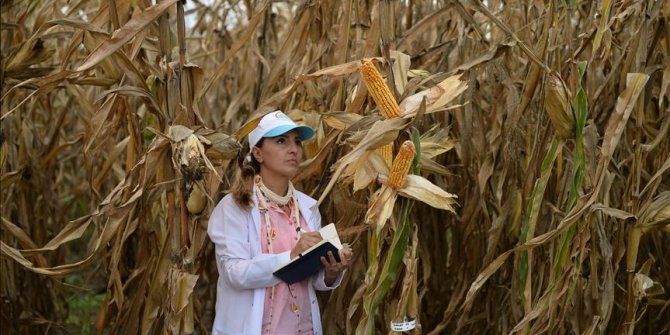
[{"x1": 1, "y1": 0, "x2": 669, "y2": 334}]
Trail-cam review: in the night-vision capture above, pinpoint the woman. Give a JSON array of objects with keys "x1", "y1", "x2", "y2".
[{"x1": 208, "y1": 110, "x2": 352, "y2": 335}]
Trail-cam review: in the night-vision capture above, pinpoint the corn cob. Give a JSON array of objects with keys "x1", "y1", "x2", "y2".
[
  {"x1": 378, "y1": 143, "x2": 394, "y2": 168},
  {"x1": 388, "y1": 141, "x2": 416, "y2": 189},
  {"x1": 544, "y1": 74, "x2": 574, "y2": 140},
  {"x1": 186, "y1": 181, "x2": 207, "y2": 214},
  {"x1": 360, "y1": 58, "x2": 401, "y2": 119}
]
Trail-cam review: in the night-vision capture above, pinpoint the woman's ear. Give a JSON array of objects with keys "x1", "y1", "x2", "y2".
[{"x1": 251, "y1": 147, "x2": 263, "y2": 163}]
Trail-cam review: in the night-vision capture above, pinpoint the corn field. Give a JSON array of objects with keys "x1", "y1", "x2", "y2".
[{"x1": 1, "y1": 0, "x2": 669, "y2": 334}]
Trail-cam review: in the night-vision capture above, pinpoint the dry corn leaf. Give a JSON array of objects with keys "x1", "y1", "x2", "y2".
[
  {"x1": 599, "y1": 73, "x2": 649, "y2": 169},
  {"x1": 169, "y1": 268, "x2": 199, "y2": 314},
  {"x1": 349, "y1": 152, "x2": 378, "y2": 192},
  {"x1": 3, "y1": 37, "x2": 54, "y2": 74},
  {"x1": 397, "y1": 5, "x2": 453, "y2": 52},
  {"x1": 419, "y1": 128, "x2": 455, "y2": 158},
  {"x1": 393, "y1": 175, "x2": 457, "y2": 212},
  {"x1": 0, "y1": 169, "x2": 23, "y2": 190},
  {"x1": 365, "y1": 185, "x2": 398, "y2": 235},
  {"x1": 0, "y1": 242, "x2": 64, "y2": 276},
  {"x1": 660, "y1": 62, "x2": 670, "y2": 110},
  {"x1": 633, "y1": 273, "x2": 665, "y2": 298},
  {"x1": 76, "y1": 0, "x2": 179, "y2": 72},
  {"x1": 593, "y1": 0, "x2": 614, "y2": 54},
  {"x1": 44, "y1": 18, "x2": 110, "y2": 39},
  {"x1": 257, "y1": 59, "x2": 372, "y2": 116},
  {"x1": 399, "y1": 74, "x2": 468, "y2": 118},
  {"x1": 323, "y1": 112, "x2": 365, "y2": 130},
  {"x1": 640, "y1": 155, "x2": 670, "y2": 197},
  {"x1": 590, "y1": 204, "x2": 635, "y2": 220},
  {"x1": 390, "y1": 50, "x2": 411, "y2": 95},
  {"x1": 199, "y1": 1, "x2": 270, "y2": 98}
]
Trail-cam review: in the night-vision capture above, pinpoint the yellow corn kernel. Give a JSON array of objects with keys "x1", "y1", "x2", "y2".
[
  {"x1": 360, "y1": 58, "x2": 401, "y2": 119},
  {"x1": 378, "y1": 143, "x2": 394, "y2": 168},
  {"x1": 388, "y1": 141, "x2": 416, "y2": 189}
]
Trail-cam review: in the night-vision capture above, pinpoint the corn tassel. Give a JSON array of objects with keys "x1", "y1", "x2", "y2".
[
  {"x1": 360, "y1": 58, "x2": 401, "y2": 119},
  {"x1": 378, "y1": 143, "x2": 394, "y2": 168},
  {"x1": 388, "y1": 141, "x2": 415, "y2": 189}
]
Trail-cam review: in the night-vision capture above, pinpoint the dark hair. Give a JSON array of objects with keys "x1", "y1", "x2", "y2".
[{"x1": 231, "y1": 138, "x2": 264, "y2": 209}]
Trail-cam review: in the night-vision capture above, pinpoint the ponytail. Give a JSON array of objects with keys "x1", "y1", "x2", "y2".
[{"x1": 231, "y1": 139, "x2": 263, "y2": 209}]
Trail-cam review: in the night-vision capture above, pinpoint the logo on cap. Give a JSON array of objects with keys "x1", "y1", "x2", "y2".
[{"x1": 274, "y1": 111, "x2": 290, "y2": 120}]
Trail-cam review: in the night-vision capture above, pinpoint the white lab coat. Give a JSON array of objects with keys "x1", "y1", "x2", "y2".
[{"x1": 207, "y1": 188, "x2": 343, "y2": 335}]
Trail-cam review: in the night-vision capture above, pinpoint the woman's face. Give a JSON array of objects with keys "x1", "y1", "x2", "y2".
[{"x1": 252, "y1": 129, "x2": 304, "y2": 179}]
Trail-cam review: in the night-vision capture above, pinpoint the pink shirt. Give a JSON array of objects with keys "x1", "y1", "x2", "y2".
[{"x1": 260, "y1": 199, "x2": 314, "y2": 335}]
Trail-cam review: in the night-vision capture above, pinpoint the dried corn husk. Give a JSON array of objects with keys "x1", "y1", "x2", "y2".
[{"x1": 544, "y1": 74, "x2": 574, "y2": 139}]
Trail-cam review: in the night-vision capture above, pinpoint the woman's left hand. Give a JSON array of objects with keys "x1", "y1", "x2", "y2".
[{"x1": 322, "y1": 248, "x2": 352, "y2": 286}]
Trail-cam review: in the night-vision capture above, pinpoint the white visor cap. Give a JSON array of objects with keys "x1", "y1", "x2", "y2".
[{"x1": 248, "y1": 111, "x2": 315, "y2": 150}]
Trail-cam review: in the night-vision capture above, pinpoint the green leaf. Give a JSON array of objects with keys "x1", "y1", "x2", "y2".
[
  {"x1": 518, "y1": 135, "x2": 563, "y2": 300},
  {"x1": 362, "y1": 197, "x2": 414, "y2": 334}
]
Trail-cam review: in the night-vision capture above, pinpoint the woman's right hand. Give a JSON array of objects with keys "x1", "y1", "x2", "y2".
[{"x1": 290, "y1": 231, "x2": 323, "y2": 259}]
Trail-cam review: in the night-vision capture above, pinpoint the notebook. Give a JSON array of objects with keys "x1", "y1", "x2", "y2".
[{"x1": 272, "y1": 223, "x2": 342, "y2": 284}]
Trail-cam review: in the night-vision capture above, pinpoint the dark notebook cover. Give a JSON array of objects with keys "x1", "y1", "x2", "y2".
[{"x1": 273, "y1": 241, "x2": 341, "y2": 284}]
